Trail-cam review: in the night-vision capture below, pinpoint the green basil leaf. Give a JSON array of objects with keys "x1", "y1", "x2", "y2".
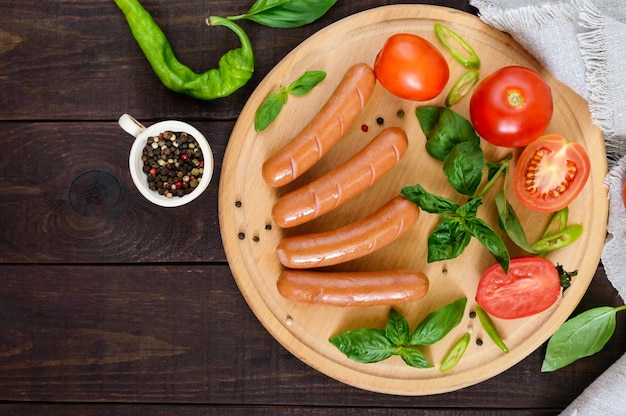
[
  {"x1": 287, "y1": 70, "x2": 326, "y2": 96},
  {"x1": 329, "y1": 328, "x2": 396, "y2": 364},
  {"x1": 487, "y1": 161, "x2": 505, "y2": 181},
  {"x1": 235, "y1": 0, "x2": 337, "y2": 28},
  {"x1": 464, "y1": 217, "x2": 510, "y2": 273},
  {"x1": 427, "y1": 217, "x2": 472, "y2": 263},
  {"x1": 542, "y1": 306, "x2": 626, "y2": 372},
  {"x1": 455, "y1": 196, "x2": 482, "y2": 219},
  {"x1": 495, "y1": 191, "x2": 536, "y2": 253},
  {"x1": 416, "y1": 106, "x2": 480, "y2": 161},
  {"x1": 385, "y1": 309, "x2": 410, "y2": 346},
  {"x1": 410, "y1": 297, "x2": 467, "y2": 346},
  {"x1": 414, "y1": 106, "x2": 440, "y2": 138},
  {"x1": 443, "y1": 141, "x2": 484, "y2": 196},
  {"x1": 399, "y1": 347, "x2": 432, "y2": 368},
  {"x1": 254, "y1": 92, "x2": 285, "y2": 132},
  {"x1": 400, "y1": 184, "x2": 459, "y2": 214}
]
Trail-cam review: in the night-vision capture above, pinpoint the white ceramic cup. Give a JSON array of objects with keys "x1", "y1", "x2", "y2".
[{"x1": 119, "y1": 114, "x2": 214, "y2": 207}]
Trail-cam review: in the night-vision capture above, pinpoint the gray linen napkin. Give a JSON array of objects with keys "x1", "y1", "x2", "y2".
[{"x1": 469, "y1": 0, "x2": 626, "y2": 414}]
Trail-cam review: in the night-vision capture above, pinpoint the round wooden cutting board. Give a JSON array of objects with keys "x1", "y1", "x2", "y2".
[{"x1": 218, "y1": 5, "x2": 608, "y2": 395}]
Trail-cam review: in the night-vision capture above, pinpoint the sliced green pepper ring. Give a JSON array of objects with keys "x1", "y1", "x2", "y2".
[
  {"x1": 541, "y1": 207, "x2": 569, "y2": 238},
  {"x1": 531, "y1": 224, "x2": 583, "y2": 254},
  {"x1": 475, "y1": 304, "x2": 509, "y2": 353},
  {"x1": 434, "y1": 23, "x2": 481, "y2": 69},
  {"x1": 439, "y1": 332, "x2": 470, "y2": 372},
  {"x1": 445, "y1": 69, "x2": 480, "y2": 107}
]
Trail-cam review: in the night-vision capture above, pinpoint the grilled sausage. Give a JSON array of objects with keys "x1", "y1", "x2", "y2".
[
  {"x1": 262, "y1": 63, "x2": 377, "y2": 188},
  {"x1": 276, "y1": 195, "x2": 419, "y2": 268},
  {"x1": 272, "y1": 127, "x2": 408, "y2": 228},
  {"x1": 276, "y1": 269, "x2": 430, "y2": 306}
]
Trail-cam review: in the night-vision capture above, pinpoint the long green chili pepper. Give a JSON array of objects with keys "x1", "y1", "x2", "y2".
[
  {"x1": 114, "y1": 0, "x2": 254, "y2": 100},
  {"x1": 434, "y1": 23, "x2": 481, "y2": 69},
  {"x1": 475, "y1": 305, "x2": 509, "y2": 353}
]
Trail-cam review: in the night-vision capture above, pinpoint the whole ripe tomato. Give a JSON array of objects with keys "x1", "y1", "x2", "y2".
[
  {"x1": 374, "y1": 33, "x2": 449, "y2": 101},
  {"x1": 514, "y1": 134, "x2": 590, "y2": 212},
  {"x1": 476, "y1": 256, "x2": 561, "y2": 319},
  {"x1": 469, "y1": 66, "x2": 553, "y2": 147}
]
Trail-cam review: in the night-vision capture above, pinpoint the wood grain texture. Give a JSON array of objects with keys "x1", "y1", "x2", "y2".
[
  {"x1": 0, "y1": 264, "x2": 622, "y2": 409},
  {"x1": 0, "y1": 0, "x2": 623, "y2": 413},
  {"x1": 0, "y1": 121, "x2": 228, "y2": 263}
]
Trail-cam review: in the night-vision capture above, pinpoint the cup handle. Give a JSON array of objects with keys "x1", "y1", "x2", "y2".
[{"x1": 118, "y1": 114, "x2": 146, "y2": 138}]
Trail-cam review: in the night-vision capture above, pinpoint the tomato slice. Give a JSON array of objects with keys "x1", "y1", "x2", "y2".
[
  {"x1": 476, "y1": 256, "x2": 561, "y2": 319},
  {"x1": 513, "y1": 134, "x2": 590, "y2": 212}
]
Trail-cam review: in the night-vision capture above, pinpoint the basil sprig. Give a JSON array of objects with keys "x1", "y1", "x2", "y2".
[
  {"x1": 329, "y1": 298, "x2": 467, "y2": 368},
  {"x1": 227, "y1": 0, "x2": 337, "y2": 28},
  {"x1": 416, "y1": 107, "x2": 484, "y2": 196},
  {"x1": 542, "y1": 305, "x2": 626, "y2": 372},
  {"x1": 401, "y1": 184, "x2": 510, "y2": 273},
  {"x1": 254, "y1": 70, "x2": 326, "y2": 131}
]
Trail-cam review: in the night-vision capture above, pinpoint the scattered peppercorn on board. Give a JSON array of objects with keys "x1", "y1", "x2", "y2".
[{"x1": 218, "y1": 5, "x2": 608, "y2": 395}]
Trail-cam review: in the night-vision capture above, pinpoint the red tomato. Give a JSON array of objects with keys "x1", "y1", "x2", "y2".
[
  {"x1": 514, "y1": 134, "x2": 590, "y2": 212},
  {"x1": 623, "y1": 177, "x2": 626, "y2": 209},
  {"x1": 470, "y1": 66, "x2": 553, "y2": 147},
  {"x1": 476, "y1": 256, "x2": 561, "y2": 320},
  {"x1": 374, "y1": 33, "x2": 449, "y2": 101}
]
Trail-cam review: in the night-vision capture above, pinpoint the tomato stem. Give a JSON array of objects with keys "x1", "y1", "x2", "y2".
[{"x1": 507, "y1": 90, "x2": 524, "y2": 108}]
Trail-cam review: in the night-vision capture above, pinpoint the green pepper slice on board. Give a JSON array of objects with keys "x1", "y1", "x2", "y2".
[
  {"x1": 434, "y1": 23, "x2": 481, "y2": 69},
  {"x1": 439, "y1": 332, "x2": 471, "y2": 372},
  {"x1": 114, "y1": 0, "x2": 254, "y2": 100},
  {"x1": 475, "y1": 304, "x2": 509, "y2": 353},
  {"x1": 531, "y1": 224, "x2": 583, "y2": 254},
  {"x1": 445, "y1": 69, "x2": 480, "y2": 107}
]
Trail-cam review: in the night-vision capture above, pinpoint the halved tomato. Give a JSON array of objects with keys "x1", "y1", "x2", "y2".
[
  {"x1": 513, "y1": 134, "x2": 590, "y2": 212},
  {"x1": 476, "y1": 256, "x2": 561, "y2": 320}
]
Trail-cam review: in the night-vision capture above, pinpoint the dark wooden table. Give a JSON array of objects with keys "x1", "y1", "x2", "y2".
[{"x1": 1, "y1": 0, "x2": 624, "y2": 414}]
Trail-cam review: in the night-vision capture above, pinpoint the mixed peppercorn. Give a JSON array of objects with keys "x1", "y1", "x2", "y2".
[{"x1": 141, "y1": 130, "x2": 204, "y2": 198}]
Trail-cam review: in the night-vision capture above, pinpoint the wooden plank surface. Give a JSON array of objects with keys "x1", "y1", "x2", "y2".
[
  {"x1": 0, "y1": 0, "x2": 624, "y2": 413},
  {"x1": 0, "y1": 264, "x2": 623, "y2": 408}
]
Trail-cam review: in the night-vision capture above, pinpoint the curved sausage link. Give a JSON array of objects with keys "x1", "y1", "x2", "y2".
[
  {"x1": 262, "y1": 63, "x2": 377, "y2": 188},
  {"x1": 277, "y1": 195, "x2": 419, "y2": 268},
  {"x1": 276, "y1": 269, "x2": 430, "y2": 306},
  {"x1": 272, "y1": 127, "x2": 408, "y2": 229}
]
